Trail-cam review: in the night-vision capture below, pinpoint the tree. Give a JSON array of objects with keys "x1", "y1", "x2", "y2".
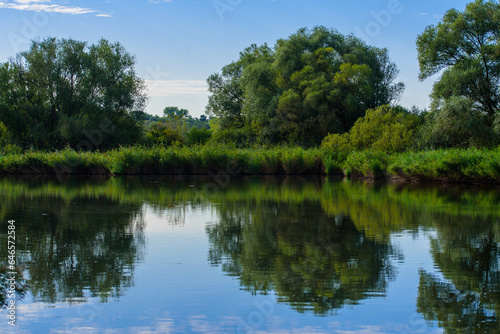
[
  {"x1": 417, "y1": 0, "x2": 500, "y2": 126},
  {"x1": 206, "y1": 27, "x2": 404, "y2": 146},
  {"x1": 0, "y1": 38, "x2": 146, "y2": 150},
  {"x1": 163, "y1": 106, "x2": 189, "y2": 119}
]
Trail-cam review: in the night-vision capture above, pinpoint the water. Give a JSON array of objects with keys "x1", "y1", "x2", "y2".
[{"x1": 0, "y1": 176, "x2": 499, "y2": 333}]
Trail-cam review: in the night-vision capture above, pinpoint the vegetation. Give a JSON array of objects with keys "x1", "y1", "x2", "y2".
[
  {"x1": 1, "y1": 2, "x2": 500, "y2": 182},
  {"x1": 206, "y1": 26, "x2": 404, "y2": 146},
  {"x1": 0, "y1": 145, "x2": 499, "y2": 183},
  {"x1": 0, "y1": 38, "x2": 146, "y2": 150},
  {"x1": 321, "y1": 105, "x2": 422, "y2": 153},
  {"x1": 416, "y1": 0, "x2": 500, "y2": 148}
]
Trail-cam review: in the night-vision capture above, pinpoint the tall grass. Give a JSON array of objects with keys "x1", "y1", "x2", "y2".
[
  {"x1": 344, "y1": 151, "x2": 389, "y2": 179},
  {"x1": 389, "y1": 148, "x2": 500, "y2": 181},
  {"x1": 1, "y1": 146, "x2": 500, "y2": 182}
]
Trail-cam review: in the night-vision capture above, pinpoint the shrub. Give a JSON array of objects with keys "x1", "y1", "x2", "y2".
[
  {"x1": 344, "y1": 150, "x2": 389, "y2": 179},
  {"x1": 147, "y1": 121, "x2": 184, "y2": 147},
  {"x1": 416, "y1": 97, "x2": 500, "y2": 149},
  {"x1": 186, "y1": 127, "x2": 212, "y2": 146},
  {"x1": 321, "y1": 105, "x2": 420, "y2": 153}
]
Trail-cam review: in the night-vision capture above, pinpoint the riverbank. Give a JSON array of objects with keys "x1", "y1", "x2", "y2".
[{"x1": 1, "y1": 146, "x2": 499, "y2": 183}]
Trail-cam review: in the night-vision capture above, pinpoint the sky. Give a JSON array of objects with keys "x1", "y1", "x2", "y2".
[{"x1": 0, "y1": 0, "x2": 475, "y2": 118}]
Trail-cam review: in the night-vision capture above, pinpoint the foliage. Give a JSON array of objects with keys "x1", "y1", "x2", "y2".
[
  {"x1": 0, "y1": 146, "x2": 500, "y2": 182},
  {"x1": 343, "y1": 150, "x2": 389, "y2": 179},
  {"x1": 207, "y1": 26, "x2": 404, "y2": 146},
  {"x1": 209, "y1": 126, "x2": 254, "y2": 147},
  {"x1": 142, "y1": 108, "x2": 210, "y2": 147},
  {"x1": 321, "y1": 105, "x2": 421, "y2": 153},
  {"x1": 145, "y1": 121, "x2": 184, "y2": 147},
  {"x1": 415, "y1": 97, "x2": 500, "y2": 149},
  {"x1": 163, "y1": 106, "x2": 189, "y2": 118},
  {"x1": 389, "y1": 147, "x2": 500, "y2": 180},
  {"x1": 0, "y1": 38, "x2": 146, "y2": 150},
  {"x1": 185, "y1": 127, "x2": 212, "y2": 146},
  {"x1": 416, "y1": 0, "x2": 500, "y2": 124}
]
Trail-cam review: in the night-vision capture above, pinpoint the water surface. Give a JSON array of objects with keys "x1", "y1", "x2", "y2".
[{"x1": 0, "y1": 176, "x2": 499, "y2": 333}]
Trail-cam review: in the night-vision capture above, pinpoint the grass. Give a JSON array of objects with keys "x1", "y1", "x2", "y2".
[{"x1": 1, "y1": 145, "x2": 500, "y2": 182}]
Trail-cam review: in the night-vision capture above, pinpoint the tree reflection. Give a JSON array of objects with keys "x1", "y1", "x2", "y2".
[
  {"x1": 0, "y1": 265, "x2": 28, "y2": 308},
  {"x1": 207, "y1": 200, "x2": 398, "y2": 315},
  {"x1": 417, "y1": 216, "x2": 500, "y2": 332},
  {"x1": 0, "y1": 196, "x2": 145, "y2": 304}
]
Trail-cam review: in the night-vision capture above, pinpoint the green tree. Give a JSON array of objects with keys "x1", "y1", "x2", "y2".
[
  {"x1": 417, "y1": 0, "x2": 500, "y2": 127},
  {"x1": 207, "y1": 27, "x2": 404, "y2": 145},
  {"x1": 163, "y1": 106, "x2": 189, "y2": 119},
  {"x1": 0, "y1": 38, "x2": 146, "y2": 150},
  {"x1": 207, "y1": 27, "x2": 404, "y2": 146}
]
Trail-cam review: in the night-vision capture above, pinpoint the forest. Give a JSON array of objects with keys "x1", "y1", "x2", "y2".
[{"x1": 1, "y1": 0, "x2": 500, "y2": 181}]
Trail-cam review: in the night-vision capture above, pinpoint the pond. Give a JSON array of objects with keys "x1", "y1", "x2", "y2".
[{"x1": 0, "y1": 176, "x2": 499, "y2": 333}]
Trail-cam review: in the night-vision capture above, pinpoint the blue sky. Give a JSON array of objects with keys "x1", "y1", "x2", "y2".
[{"x1": 0, "y1": 0, "x2": 474, "y2": 117}]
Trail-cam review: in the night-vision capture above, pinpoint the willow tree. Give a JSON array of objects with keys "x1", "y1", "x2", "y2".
[
  {"x1": 206, "y1": 26, "x2": 404, "y2": 146},
  {"x1": 0, "y1": 38, "x2": 146, "y2": 150},
  {"x1": 417, "y1": 0, "x2": 500, "y2": 129}
]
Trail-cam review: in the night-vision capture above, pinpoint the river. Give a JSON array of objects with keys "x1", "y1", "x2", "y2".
[{"x1": 0, "y1": 176, "x2": 499, "y2": 333}]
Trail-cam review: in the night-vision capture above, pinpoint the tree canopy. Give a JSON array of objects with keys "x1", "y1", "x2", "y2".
[
  {"x1": 207, "y1": 26, "x2": 404, "y2": 146},
  {"x1": 417, "y1": 0, "x2": 500, "y2": 127},
  {"x1": 0, "y1": 38, "x2": 146, "y2": 150}
]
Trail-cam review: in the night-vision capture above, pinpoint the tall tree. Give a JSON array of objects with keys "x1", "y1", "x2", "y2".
[
  {"x1": 417, "y1": 0, "x2": 500, "y2": 126},
  {"x1": 0, "y1": 38, "x2": 146, "y2": 150},
  {"x1": 206, "y1": 27, "x2": 404, "y2": 146}
]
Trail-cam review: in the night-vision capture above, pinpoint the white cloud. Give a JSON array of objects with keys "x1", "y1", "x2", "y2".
[
  {"x1": 0, "y1": 0, "x2": 96, "y2": 15},
  {"x1": 146, "y1": 80, "x2": 208, "y2": 97}
]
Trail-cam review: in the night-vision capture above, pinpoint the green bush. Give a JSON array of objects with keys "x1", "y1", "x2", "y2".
[
  {"x1": 416, "y1": 97, "x2": 500, "y2": 149},
  {"x1": 322, "y1": 150, "x2": 348, "y2": 175},
  {"x1": 146, "y1": 121, "x2": 184, "y2": 147},
  {"x1": 344, "y1": 151, "x2": 389, "y2": 179},
  {"x1": 186, "y1": 127, "x2": 212, "y2": 146},
  {"x1": 210, "y1": 127, "x2": 254, "y2": 148},
  {"x1": 321, "y1": 105, "x2": 421, "y2": 153}
]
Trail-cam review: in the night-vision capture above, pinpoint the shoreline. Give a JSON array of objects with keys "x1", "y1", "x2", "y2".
[{"x1": 0, "y1": 146, "x2": 499, "y2": 185}]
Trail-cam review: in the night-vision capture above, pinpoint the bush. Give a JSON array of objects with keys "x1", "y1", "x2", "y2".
[
  {"x1": 186, "y1": 127, "x2": 212, "y2": 146},
  {"x1": 344, "y1": 151, "x2": 389, "y2": 179},
  {"x1": 416, "y1": 97, "x2": 500, "y2": 149},
  {"x1": 321, "y1": 105, "x2": 420, "y2": 153},
  {"x1": 146, "y1": 121, "x2": 184, "y2": 147},
  {"x1": 210, "y1": 127, "x2": 254, "y2": 148}
]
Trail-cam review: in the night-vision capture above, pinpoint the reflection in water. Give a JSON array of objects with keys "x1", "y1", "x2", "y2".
[
  {"x1": 206, "y1": 200, "x2": 399, "y2": 314},
  {"x1": 417, "y1": 215, "x2": 500, "y2": 332},
  {"x1": 0, "y1": 265, "x2": 28, "y2": 308},
  {"x1": 0, "y1": 184, "x2": 146, "y2": 304},
  {"x1": 0, "y1": 176, "x2": 499, "y2": 332}
]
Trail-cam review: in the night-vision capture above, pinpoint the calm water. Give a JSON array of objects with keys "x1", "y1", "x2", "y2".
[{"x1": 0, "y1": 176, "x2": 499, "y2": 333}]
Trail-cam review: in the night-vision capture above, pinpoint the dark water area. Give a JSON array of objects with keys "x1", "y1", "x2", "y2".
[{"x1": 0, "y1": 175, "x2": 499, "y2": 333}]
